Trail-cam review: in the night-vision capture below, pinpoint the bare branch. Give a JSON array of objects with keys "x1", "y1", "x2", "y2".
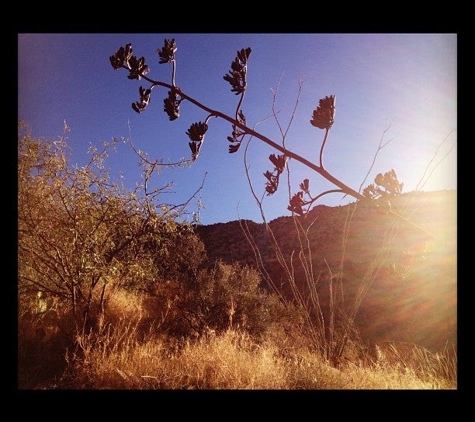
[
  {"x1": 358, "y1": 122, "x2": 393, "y2": 194},
  {"x1": 415, "y1": 129, "x2": 457, "y2": 191}
]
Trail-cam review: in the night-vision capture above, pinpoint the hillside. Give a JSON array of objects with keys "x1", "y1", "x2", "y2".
[{"x1": 195, "y1": 190, "x2": 457, "y2": 351}]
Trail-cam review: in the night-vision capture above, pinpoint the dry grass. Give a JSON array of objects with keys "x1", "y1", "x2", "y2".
[
  {"x1": 20, "y1": 288, "x2": 457, "y2": 390},
  {"x1": 63, "y1": 328, "x2": 288, "y2": 389},
  {"x1": 57, "y1": 327, "x2": 456, "y2": 390}
]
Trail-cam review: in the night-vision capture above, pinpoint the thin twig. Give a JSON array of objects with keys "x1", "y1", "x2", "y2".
[{"x1": 415, "y1": 129, "x2": 457, "y2": 191}]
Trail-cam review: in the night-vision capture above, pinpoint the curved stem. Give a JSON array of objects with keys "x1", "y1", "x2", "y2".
[
  {"x1": 304, "y1": 189, "x2": 345, "y2": 214},
  {"x1": 235, "y1": 90, "x2": 245, "y2": 122},
  {"x1": 311, "y1": 189, "x2": 345, "y2": 204},
  {"x1": 171, "y1": 59, "x2": 177, "y2": 87},
  {"x1": 319, "y1": 128, "x2": 329, "y2": 169}
]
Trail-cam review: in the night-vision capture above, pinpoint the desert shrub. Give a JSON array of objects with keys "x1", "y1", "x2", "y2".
[
  {"x1": 18, "y1": 294, "x2": 77, "y2": 389},
  {"x1": 169, "y1": 261, "x2": 296, "y2": 340}
]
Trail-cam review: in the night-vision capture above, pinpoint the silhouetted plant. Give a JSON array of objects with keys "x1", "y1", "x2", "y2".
[
  {"x1": 110, "y1": 40, "x2": 412, "y2": 219},
  {"x1": 363, "y1": 169, "x2": 404, "y2": 200}
]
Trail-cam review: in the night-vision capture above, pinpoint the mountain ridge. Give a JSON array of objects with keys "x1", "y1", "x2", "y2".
[
  {"x1": 194, "y1": 189, "x2": 457, "y2": 351},
  {"x1": 196, "y1": 189, "x2": 456, "y2": 265}
]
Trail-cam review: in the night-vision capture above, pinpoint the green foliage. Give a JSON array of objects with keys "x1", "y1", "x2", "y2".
[
  {"x1": 173, "y1": 261, "x2": 291, "y2": 339},
  {"x1": 17, "y1": 121, "x2": 204, "y2": 333}
]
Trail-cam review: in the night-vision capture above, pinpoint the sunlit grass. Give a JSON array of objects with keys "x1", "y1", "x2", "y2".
[
  {"x1": 57, "y1": 327, "x2": 456, "y2": 390},
  {"x1": 20, "y1": 281, "x2": 456, "y2": 390}
]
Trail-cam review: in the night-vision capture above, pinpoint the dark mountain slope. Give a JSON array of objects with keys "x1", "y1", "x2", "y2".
[{"x1": 194, "y1": 190, "x2": 457, "y2": 351}]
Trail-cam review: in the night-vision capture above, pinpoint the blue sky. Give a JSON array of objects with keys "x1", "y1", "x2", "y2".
[{"x1": 18, "y1": 33, "x2": 457, "y2": 225}]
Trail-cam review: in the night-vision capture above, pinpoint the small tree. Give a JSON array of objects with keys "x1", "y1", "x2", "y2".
[{"x1": 18, "y1": 121, "x2": 205, "y2": 335}]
